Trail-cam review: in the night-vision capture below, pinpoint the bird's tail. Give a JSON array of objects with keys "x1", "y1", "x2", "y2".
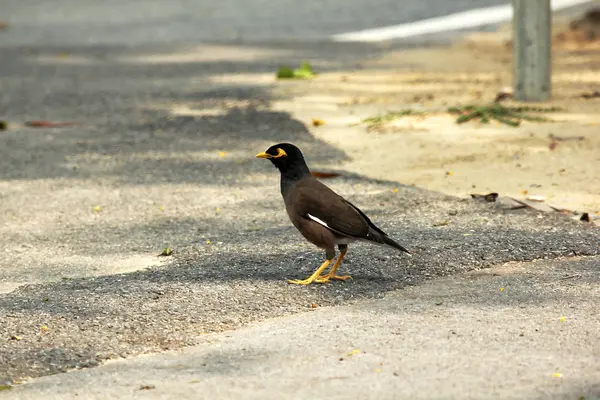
[
  {"x1": 383, "y1": 235, "x2": 412, "y2": 256},
  {"x1": 367, "y1": 226, "x2": 411, "y2": 256}
]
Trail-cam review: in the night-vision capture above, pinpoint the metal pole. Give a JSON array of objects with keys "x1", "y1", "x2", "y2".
[{"x1": 512, "y1": 0, "x2": 552, "y2": 102}]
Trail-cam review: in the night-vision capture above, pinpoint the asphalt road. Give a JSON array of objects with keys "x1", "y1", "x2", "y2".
[
  {"x1": 2, "y1": 0, "x2": 507, "y2": 45},
  {"x1": 1, "y1": 0, "x2": 599, "y2": 396}
]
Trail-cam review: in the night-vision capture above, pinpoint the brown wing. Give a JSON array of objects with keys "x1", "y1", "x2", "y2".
[{"x1": 285, "y1": 177, "x2": 375, "y2": 239}]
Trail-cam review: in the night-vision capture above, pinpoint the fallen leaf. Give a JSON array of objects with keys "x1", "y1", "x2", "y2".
[
  {"x1": 549, "y1": 141, "x2": 558, "y2": 151},
  {"x1": 520, "y1": 189, "x2": 529, "y2": 195},
  {"x1": 312, "y1": 118, "x2": 325, "y2": 127},
  {"x1": 494, "y1": 87, "x2": 513, "y2": 103},
  {"x1": 9, "y1": 335, "x2": 22, "y2": 341},
  {"x1": 552, "y1": 372, "x2": 563, "y2": 378},
  {"x1": 25, "y1": 120, "x2": 80, "y2": 128},
  {"x1": 581, "y1": 90, "x2": 600, "y2": 99},
  {"x1": 347, "y1": 349, "x2": 360, "y2": 357},
  {"x1": 311, "y1": 171, "x2": 341, "y2": 179},
  {"x1": 392, "y1": 188, "x2": 399, "y2": 193},
  {"x1": 526, "y1": 195, "x2": 546, "y2": 202},
  {"x1": 549, "y1": 133, "x2": 585, "y2": 142},
  {"x1": 41, "y1": 325, "x2": 48, "y2": 333},
  {"x1": 93, "y1": 206, "x2": 102, "y2": 213},
  {"x1": 559, "y1": 316, "x2": 566, "y2": 322},
  {"x1": 205, "y1": 240, "x2": 211, "y2": 245},
  {"x1": 499, "y1": 287, "x2": 505, "y2": 292},
  {"x1": 218, "y1": 151, "x2": 227, "y2": 157},
  {"x1": 470, "y1": 193, "x2": 498, "y2": 203},
  {"x1": 276, "y1": 62, "x2": 315, "y2": 79},
  {"x1": 0, "y1": 385, "x2": 13, "y2": 392},
  {"x1": 0, "y1": 120, "x2": 7, "y2": 130},
  {"x1": 158, "y1": 248, "x2": 173, "y2": 257},
  {"x1": 446, "y1": 171, "x2": 454, "y2": 176},
  {"x1": 139, "y1": 385, "x2": 155, "y2": 390},
  {"x1": 276, "y1": 66, "x2": 295, "y2": 78},
  {"x1": 311, "y1": 303, "x2": 318, "y2": 309}
]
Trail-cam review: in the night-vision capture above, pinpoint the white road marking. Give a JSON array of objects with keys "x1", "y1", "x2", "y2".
[{"x1": 332, "y1": 0, "x2": 593, "y2": 42}]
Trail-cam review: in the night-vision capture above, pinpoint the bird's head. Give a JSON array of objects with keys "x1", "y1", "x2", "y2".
[{"x1": 255, "y1": 143, "x2": 310, "y2": 178}]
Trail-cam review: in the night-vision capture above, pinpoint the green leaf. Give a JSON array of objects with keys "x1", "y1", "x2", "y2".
[
  {"x1": 158, "y1": 248, "x2": 173, "y2": 257},
  {"x1": 276, "y1": 66, "x2": 295, "y2": 79}
]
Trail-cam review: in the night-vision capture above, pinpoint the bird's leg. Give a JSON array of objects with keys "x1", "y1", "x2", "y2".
[
  {"x1": 315, "y1": 245, "x2": 351, "y2": 283},
  {"x1": 287, "y1": 258, "x2": 333, "y2": 285}
]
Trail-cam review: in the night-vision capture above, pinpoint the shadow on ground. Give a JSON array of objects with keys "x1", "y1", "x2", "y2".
[{"x1": 0, "y1": 41, "x2": 599, "y2": 385}]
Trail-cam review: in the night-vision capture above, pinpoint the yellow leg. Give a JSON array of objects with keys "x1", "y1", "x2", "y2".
[
  {"x1": 315, "y1": 249, "x2": 351, "y2": 283},
  {"x1": 288, "y1": 259, "x2": 333, "y2": 285}
]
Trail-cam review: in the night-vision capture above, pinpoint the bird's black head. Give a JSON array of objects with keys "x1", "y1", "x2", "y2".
[{"x1": 256, "y1": 143, "x2": 311, "y2": 180}]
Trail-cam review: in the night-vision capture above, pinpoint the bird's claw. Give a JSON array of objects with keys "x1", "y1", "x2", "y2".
[
  {"x1": 287, "y1": 278, "x2": 330, "y2": 285},
  {"x1": 288, "y1": 274, "x2": 350, "y2": 285},
  {"x1": 315, "y1": 274, "x2": 352, "y2": 283}
]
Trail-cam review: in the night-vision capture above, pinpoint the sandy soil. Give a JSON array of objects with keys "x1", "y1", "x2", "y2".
[{"x1": 270, "y1": 21, "x2": 600, "y2": 219}]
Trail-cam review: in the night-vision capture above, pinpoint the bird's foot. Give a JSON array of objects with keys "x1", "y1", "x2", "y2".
[
  {"x1": 287, "y1": 276, "x2": 331, "y2": 285},
  {"x1": 314, "y1": 274, "x2": 352, "y2": 283}
]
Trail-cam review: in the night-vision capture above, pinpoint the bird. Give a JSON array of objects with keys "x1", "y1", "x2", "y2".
[{"x1": 256, "y1": 143, "x2": 410, "y2": 285}]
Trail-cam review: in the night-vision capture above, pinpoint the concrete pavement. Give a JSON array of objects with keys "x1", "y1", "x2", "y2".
[{"x1": 5, "y1": 256, "x2": 599, "y2": 399}]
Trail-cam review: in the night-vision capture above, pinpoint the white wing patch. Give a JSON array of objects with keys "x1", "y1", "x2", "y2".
[{"x1": 307, "y1": 213, "x2": 329, "y2": 228}]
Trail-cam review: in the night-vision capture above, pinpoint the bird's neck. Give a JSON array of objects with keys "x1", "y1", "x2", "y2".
[{"x1": 279, "y1": 162, "x2": 311, "y2": 196}]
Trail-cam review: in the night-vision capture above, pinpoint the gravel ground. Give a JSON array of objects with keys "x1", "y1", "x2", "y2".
[
  {"x1": 1, "y1": 177, "x2": 598, "y2": 382},
  {"x1": 1, "y1": 31, "x2": 598, "y2": 386}
]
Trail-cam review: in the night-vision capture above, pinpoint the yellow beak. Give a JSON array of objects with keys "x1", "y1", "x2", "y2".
[
  {"x1": 255, "y1": 151, "x2": 271, "y2": 159},
  {"x1": 255, "y1": 148, "x2": 287, "y2": 159}
]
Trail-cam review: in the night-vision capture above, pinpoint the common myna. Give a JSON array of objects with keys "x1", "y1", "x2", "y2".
[{"x1": 256, "y1": 143, "x2": 410, "y2": 285}]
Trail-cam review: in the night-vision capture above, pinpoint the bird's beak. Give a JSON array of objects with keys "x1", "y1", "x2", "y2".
[
  {"x1": 255, "y1": 148, "x2": 287, "y2": 159},
  {"x1": 255, "y1": 152, "x2": 271, "y2": 159}
]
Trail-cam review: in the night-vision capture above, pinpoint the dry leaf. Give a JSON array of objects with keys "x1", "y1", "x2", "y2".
[
  {"x1": 25, "y1": 120, "x2": 80, "y2": 128},
  {"x1": 470, "y1": 193, "x2": 498, "y2": 203},
  {"x1": 312, "y1": 118, "x2": 325, "y2": 127},
  {"x1": 311, "y1": 171, "x2": 341, "y2": 179},
  {"x1": 581, "y1": 90, "x2": 600, "y2": 99}
]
